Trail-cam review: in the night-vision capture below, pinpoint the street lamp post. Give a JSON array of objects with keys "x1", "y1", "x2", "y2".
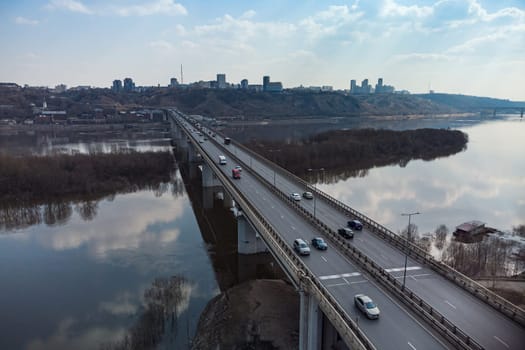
[
  {"x1": 401, "y1": 211, "x2": 420, "y2": 289},
  {"x1": 307, "y1": 168, "x2": 324, "y2": 219}
]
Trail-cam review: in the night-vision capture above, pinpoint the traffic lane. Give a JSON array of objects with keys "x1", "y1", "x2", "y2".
[
  {"x1": 232, "y1": 171, "x2": 448, "y2": 350},
  {"x1": 401, "y1": 270, "x2": 525, "y2": 350},
  {"x1": 326, "y1": 276, "x2": 449, "y2": 350}
]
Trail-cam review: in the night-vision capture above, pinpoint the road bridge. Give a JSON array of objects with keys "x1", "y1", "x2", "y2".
[{"x1": 169, "y1": 108, "x2": 525, "y2": 350}]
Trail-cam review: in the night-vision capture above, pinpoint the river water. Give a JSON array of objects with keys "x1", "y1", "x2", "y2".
[{"x1": 0, "y1": 115, "x2": 523, "y2": 349}]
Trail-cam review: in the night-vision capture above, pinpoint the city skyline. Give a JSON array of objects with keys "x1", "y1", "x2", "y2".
[{"x1": 1, "y1": 0, "x2": 524, "y2": 100}]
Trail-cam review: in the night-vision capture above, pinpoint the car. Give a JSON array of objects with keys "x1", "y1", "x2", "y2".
[
  {"x1": 234, "y1": 165, "x2": 242, "y2": 172},
  {"x1": 290, "y1": 193, "x2": 301, "y2": 201},
  {"x1": 293, "y1": 238, "x2": 310, "y2": 256},
  {"x1": 199, "y1": 139, "x2": 204, "y2": 143},
  {"x1": 348, "y1": 219, "x2": 363, "y2": 230},
  {"x1": 354, "y1": 294, "x2": 380, "y2": 319},
  {"x1": 338, "y1": 227, "x2": 354, "y2": 239},
  {"x1": 302, "y1": 191, "x2": 313, "y2": 199},
  {"x1": 311, "y1": 237, "x2": 328, "y2": 250},
  {"x1": 203, "y1": 137, "x2": 208, "y2": 141}
]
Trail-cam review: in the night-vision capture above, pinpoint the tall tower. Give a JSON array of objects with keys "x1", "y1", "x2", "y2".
[
  {"x1": 180, "y1": 64, "x2": 184, "y2": 84},
  {"x1": 263, "y1": 76, "x2": 270, "y2": 91}
]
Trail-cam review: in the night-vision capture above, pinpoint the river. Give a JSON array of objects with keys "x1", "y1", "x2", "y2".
[{"x1": 0, "y1": 115, "x2": 523, "y2": 349}]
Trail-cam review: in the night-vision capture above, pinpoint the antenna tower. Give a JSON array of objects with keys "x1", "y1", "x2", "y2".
[{"x1": 181, "y1": 64, "x2": 183, "y2": 84}]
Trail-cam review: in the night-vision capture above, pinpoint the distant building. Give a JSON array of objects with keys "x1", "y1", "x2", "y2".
[
  {"x1": 375, "y1": 78, "x2": 394, "y2": 94},
  {"x1": 217, "y1": 74, "x2": 226, "y2": 89},
  {"x1": 248, "y1": 84, "x2": 263, "y2": 92},
  {"x1": 170, "y1": 77, "x2": 179, "y2": 88},
  {"x1": 263, "y1": 76, "x2": 270, "y2": 91},
  {"x1": 266, "y1": 82, "x2": 283, "y2": 92},
  {"x1": 350, "y1": 80, "x2": 357, "y2": 93},
  {"x1": 321, "y1": 86, "x2": 333, "y2": 92},
  {"x1": 53, "y1": 84, "x2": 67, "y2": 93},
  {"x1": 454, "y1": 221, "x2": 486, "y2": 239},
  {"x1": 112, "y1": 80, "x2": 122, "y2": 92},
  {"x1": 123, "y1": 78, "x2": 135, "y2": 92},
  {"x1": 262, "y1": 76, "x2": 282, "y2": 92},
  {"x1": 240, "y1": 79, "x2": 248, "y2": 89}
]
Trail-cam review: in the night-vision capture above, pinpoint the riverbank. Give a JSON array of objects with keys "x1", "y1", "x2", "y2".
[{"x1": 191, "y1": 279, "x2": 299, "y2": 349}]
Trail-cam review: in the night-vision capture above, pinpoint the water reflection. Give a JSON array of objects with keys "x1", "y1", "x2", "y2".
[
  {"x1": 316, "y1": 117, "x2": 525, "y2": 236},
  {"x1": 0, "y1": 174, "x2": 217, "y2": 350},
  {"x1": 0, "y1": 180, "x2": 184, "y2": 232}
]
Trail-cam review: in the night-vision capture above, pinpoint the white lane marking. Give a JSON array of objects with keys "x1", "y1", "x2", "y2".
[
  {"x1": 280, "y1": 215, "x2": 284, "y2": 219},
  {"x1": 444, "y1": 300, "x2": 456, "y2": 309},
  {"x1": 350, "y1": 280, "x2": 369, "y2": 285},
  {"x1": 393, "y1": 273, "x2": 431, "y2": 280},
  {"x1": 408, "y1": 342, "x2": 417, "y2": 350},
  {"x1": 319, "y1": 272, "x2": 361, "y2": 280},
  {"x1": 321, "y1": 256, "x2": 327, "y2": 263},
  {"x1": 326, "y1": 282, "x2": 348, "y2": 288},
  {"x1": 493, "y1": 336, "x2": 509, "y2": 348},
  {"x1": 385, "y1": 266, "x2": 422, "y2": 273},
  {"x1": 291, "y1": 226, "x2": 296, "y2": 230},
  {"x1": 342, "y1": 277, "x2": 350, "y2": 285}
]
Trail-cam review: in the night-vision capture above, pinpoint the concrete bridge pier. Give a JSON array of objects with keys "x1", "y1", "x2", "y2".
[
  {"x1": 299, "y1": 291, "x2": 322, "y2": 350},
  {"x1": 201, "y1": 164, "x2": 223, "y2": 209},
  {"x1": 187, "y1": 143, "x2": 201, "y2": 163},
  {"x1": 235, "y1": 210, "x2": 268, "y2": 255},
  {"x1": 222, "y1": 190, "x2": 234, "y2": 209}
]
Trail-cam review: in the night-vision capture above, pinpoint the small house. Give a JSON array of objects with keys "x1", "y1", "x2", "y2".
[{"x1": 454, "y1": 221, "x2": 486, "y2": 238}]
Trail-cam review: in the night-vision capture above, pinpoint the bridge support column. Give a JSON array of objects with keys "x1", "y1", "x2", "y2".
[
  {"x1": 299, "y1": 291, "x2": 322, "y2": 350},
  {"x1": 202, "y1": 163, "x2": 221, "y2": 188},
  {"x1": 236, "y1": 211, "x2": 267, "y2": 255},
  {"x1": 202, "y1": 185, "x2": 223, "y2": 209},
  {"x1": 187, "y1": 144, "x2": 200, "y2": 163},
  {"x1": 222, "y1": 191, "x2": 234, "y2": 209}
]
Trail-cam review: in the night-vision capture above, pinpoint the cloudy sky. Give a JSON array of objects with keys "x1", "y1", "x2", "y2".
[{"x1": 1, "y1": 0, "x2": 524, "y2": 100}]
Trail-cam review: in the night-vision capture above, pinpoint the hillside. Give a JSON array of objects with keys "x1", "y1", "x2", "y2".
[
  {"x1": 2, "y1": 86, "x2": 523, "y2": 122},
  {"x1": 417, "y1": 93, "x2": 525, "y2": 110}
]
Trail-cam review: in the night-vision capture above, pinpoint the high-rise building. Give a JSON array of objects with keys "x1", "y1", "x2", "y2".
[
  {"x1": 112, "y1": 79, "x2": 122, "y2": 92},
  {"x1": 263, "y1": 76, "x2": 270, "y2": 91},
  {"x1": 361, "y1": 79, "x2": 370, "y2": 94},
  {"x1": 123, "y1": 78, "x2": 135, "y2": 92},
  {"x1": 240, "y1": 79, "x2": 248, "y2": 89},
  {"x1": 350, "y1": 80, "x2": 357, "y2": 93},
  {"x1": 217, "y1": 74, "x2": 226, "y2": 89},
  {"x1": 170, "y1": 78, "x2": 179, "y2": 88}
]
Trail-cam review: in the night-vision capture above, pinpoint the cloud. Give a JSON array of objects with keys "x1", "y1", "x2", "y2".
[
  {"x1": 240, "y1": 10, "x2": 256, "y2": 20},
  {"x1": 15, "y1": 16, "x2": 39, "y2": 25},
  {"x1": 393, "y1": 52, "x2": 455, "y2": 62},
  {"x1": 112, "y1": 0, "x2": 187, "y2": 17},
  {"x1": 46, "y1": 0, "x2": 93, "y2": 14},
  {"x1": 26, "y1": 318, "x2": 126, "y2": 350},
  {"x1": 380, "y1": 0, "x2": 433, "y2": 18},
  {"x1": 149, "y1": 40, "x2": 175, "y2": 50}
]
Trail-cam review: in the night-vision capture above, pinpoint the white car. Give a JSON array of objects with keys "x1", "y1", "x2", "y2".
[
  {"x1": 354, "y1": 294, "x2": 380, "y2": 319},
  {"x1": 290, "y1": 193, "x2": 301, "y2": 201}
]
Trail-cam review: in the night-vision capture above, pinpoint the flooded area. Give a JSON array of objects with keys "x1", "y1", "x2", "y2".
[{"x1": 0, "y1": 115, "x2": 524, "y2": 349}]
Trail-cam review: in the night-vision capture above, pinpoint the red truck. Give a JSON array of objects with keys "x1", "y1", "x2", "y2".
[{"x1": 232, "y1": 168, "x2": 241, "y2": 179}]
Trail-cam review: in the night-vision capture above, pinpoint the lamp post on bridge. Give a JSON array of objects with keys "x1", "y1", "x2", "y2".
[
  {"x1": 268, "y1": 149, "x2": 281, "y2": 187},
  {"x1": 401, "y1": 211, "x2": 420, "y2": 289},
  {"x1": 307, "y1": 168, "x2": 324, "y2": 219}
]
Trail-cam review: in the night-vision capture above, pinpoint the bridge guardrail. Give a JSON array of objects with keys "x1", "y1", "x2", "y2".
[
  {"x1": 222, "y1": 129, "x2": 525, "y2": 328},
  {"x1": 171, "y1": 112, "x2": 376, "y2": 350},
  {"x1": 234, "y1": 144, "x2": 484, "y2": 350}
]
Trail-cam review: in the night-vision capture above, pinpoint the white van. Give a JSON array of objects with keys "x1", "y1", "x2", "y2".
[{"x1": 219, "y1": 155, "x2": 227, "y2": 165}]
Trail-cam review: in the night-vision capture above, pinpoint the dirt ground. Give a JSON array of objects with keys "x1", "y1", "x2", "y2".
[{"x1": 191, "y1": 279, "x2": 299, "y2": 350}]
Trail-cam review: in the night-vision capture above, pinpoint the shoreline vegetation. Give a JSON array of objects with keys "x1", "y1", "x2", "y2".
[
  {"x1": 0, "y1": 151, "x2": 175, "y2": 203},
  {"x1": 245, "y1": 128, "x2": 469, "y2": 179}
]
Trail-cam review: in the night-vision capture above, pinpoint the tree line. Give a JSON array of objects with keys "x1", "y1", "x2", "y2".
[
  {"x1": 0, "y1": 151, "x2": 175, "y2": 203},
  {"x1": 245, "y1": 128, "x2": 468, "y2": 178}
]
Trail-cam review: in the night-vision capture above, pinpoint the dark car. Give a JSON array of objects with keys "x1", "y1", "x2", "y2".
[
  {"x1": 338, "y1": 227, "x2": 354, "y2": 239},
  {"x1": 311, "y1": 237, "x2": 328, "y2": 250},
  {"x1": 348, "y1": 220, "x2": 363, "y2": 230}
]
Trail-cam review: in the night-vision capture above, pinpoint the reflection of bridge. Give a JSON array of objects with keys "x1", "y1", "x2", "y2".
[{"x1": 169, "y1": 108, "x2": 525, "y2": 350}]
